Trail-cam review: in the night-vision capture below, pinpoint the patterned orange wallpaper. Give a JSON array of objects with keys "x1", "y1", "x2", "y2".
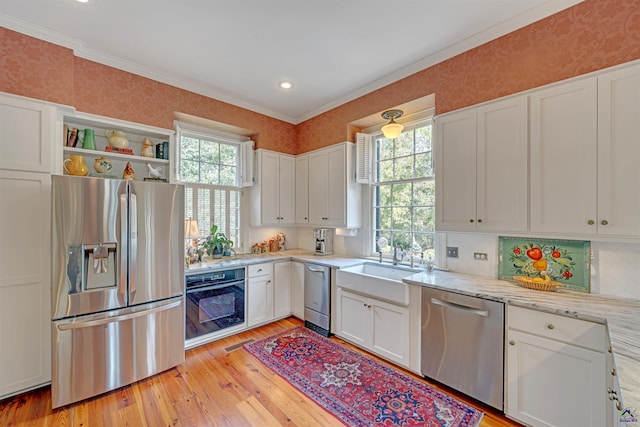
[
  {"x1": 2, "y1": 0, "x2": 639, "y2": 156},
  {"x1": 297, "y1": 0, "x2": 640, "y2": 153}
]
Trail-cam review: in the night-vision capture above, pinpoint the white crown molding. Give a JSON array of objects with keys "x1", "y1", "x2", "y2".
[
  {"x1": 294, "y1": 0, "x2": 583, "y2": 124},
  {"x1": 2, "y1": 0, "x2": 582, "y2": 125}
]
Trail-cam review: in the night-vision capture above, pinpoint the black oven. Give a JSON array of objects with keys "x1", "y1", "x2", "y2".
[{"x1": 185, "y1": 267, "x2": 245, "y2": 340}]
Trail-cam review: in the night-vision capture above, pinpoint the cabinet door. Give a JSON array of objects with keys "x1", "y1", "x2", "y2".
[
  {"x1": 295, "y1": 155, "x2": 309, "y2": 224},
  {"x1": 308, "y1": 151, "x2": 328, "y2": 224},
  {"x1": 0, "y1": 94, "x2": 55, "y2": 173},
  {"x1": 530, "y1": 77, "x2": 597, "y2": 234},
  {"x1": 0, "y1": 170, "x2": 51, "y2": 398},
  {"x1": 291, "y1": 262, "x2": 305, "y2": 319},
  {"x1": 434, "y1": 109, "x2": 477, "y2": 231},
  {"x1": 259, "y1": 151, "x2": 280, "y2": 225},
  {"x1": 476, "y1": 96, "x2": 528, "y2": 232},
  {"x1": 248, "y1": 276, "x2": 273, "y2": 327},
  {"x1": 278, "y1": 155, "x2": 295, "y2": 225},
  {"x1": 370, "y1": 298, "x2": 409, "y2": 366},
  {"x1": 506, "y1": 329, "x2": 606, "y2": 427},
  {"x1": 336, "y1": 289, "x2": 369, "y2": 347},
  {"x1": 274, "y1": 262, "x2": 292, "y2": 318},
  {"x1": 326, "y1": 145, "x2": 346, "y2": 226},
  {"x1": 597, "y1": 64, "x2": 640, "y2": 237}
]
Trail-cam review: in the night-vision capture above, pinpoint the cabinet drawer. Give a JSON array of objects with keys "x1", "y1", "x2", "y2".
[
  {"x1": 507, "y1": 305, "x2": 606, "y2": 352},
  {"x1": 248, "y1": 263, "x2": 272, "y2": 278}
]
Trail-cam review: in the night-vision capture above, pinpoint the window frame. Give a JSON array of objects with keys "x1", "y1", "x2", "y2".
[{"x1": 367, "y1": 115, "x2": 436, "y2": 263}]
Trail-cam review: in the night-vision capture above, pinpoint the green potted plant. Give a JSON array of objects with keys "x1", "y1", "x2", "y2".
[{"x1": 201, "y1": 225, "x2": 233, "y2": 259}]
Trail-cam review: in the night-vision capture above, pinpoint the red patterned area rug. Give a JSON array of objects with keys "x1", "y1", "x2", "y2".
[{"x1": 244, "y1": 327, "x2": 483, "y2": 427}]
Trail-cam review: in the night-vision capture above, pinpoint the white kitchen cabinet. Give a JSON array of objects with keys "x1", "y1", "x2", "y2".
[
  {"x1": 0, "y1": 93, "x2": 54, "y2": 399},
  {"x1": 247, "y1": 263, "x2": 274, "y2": 327},
  {"x1": 291, "y1": 261, "x2": 305, "y2": 319},
  {"x1": 530, "y1": 77, "x2": 598, "y2": 234},
  {"x1": 273, "y1": 261, "x2": 292, "y2": 319},
  {"x1": 60, "y1": 111, "x2": 175, "y2": 182},
  {"x1": 307, "y1": 143, "x2": 361, "y2": 228},
  {"x1": 0, "y1": 94, "x2": 56, "y2": 173},
  {"x1": 597, "y1": 63, "x2": 640, "y2": 237},
  {"x1": 295, "y1": 154, "x2": 309, "y2": 224},
  {"x1": 336, "y1": 287, "x2": 410, "y2": 367},
  {"x1": 505, "y1": 305, "x2": 607, "y2": 427},
  {"x1": 435, "y1": 95, "x2": 528, "y2": 232},
  {"x1": 251, "y1": 150, "x2": 295, "y2": 225}
]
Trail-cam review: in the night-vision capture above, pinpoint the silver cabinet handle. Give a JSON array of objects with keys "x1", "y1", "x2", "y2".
[
  {"x1": 430, "y1": 298, "x2": 489, "y2": 317},
  {"x1": 57, "y1": 300, "x2": 181, "y2": 330}
]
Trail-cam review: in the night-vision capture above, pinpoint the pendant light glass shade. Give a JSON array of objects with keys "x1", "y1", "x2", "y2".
[{"x1": 381, "y1": 110, "x2": 404, "y2": 139}]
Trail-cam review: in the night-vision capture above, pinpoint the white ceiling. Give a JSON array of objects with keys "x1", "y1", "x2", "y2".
[{"x1": 0, "y1": 1, "x2": 581, "y2": 124}]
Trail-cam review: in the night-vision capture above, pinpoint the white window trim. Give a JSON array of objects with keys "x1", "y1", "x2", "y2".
[{"x1": 362, "y1": 113, "x2": 437, "y2": 263}]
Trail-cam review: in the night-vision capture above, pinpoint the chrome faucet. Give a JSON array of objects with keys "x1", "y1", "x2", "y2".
[{"x1": 393, "y1": 245, "x2": 405, "y2": 265}]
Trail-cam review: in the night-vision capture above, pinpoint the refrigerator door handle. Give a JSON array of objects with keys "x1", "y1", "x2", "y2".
[
  {"x1": 129, "y1": 192, "x2": 137, "y2": 296},
  {"x1": 57, "y1": 300, "x2": 181, "y2": 331},
  {"x1": 119, "y1": 193, "x2": 128, "y2": 300}
]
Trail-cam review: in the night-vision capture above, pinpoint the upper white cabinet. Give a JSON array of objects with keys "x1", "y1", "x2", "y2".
[
  {"x1": 435, "y1": 95, "x2": 528, "y2": 232},
  {"x1": 60, "y1": 112, "x2": 175, "y2": 182},
  {"x1": 251, "y1": 150, "x2": 295, "y2": 226},
  {"x1": 597, "y1": 64, "x2": 640, "y2": 237},
  {"x1": 295, "y1": 154, "x2": 309, "y2": 224},
  {"x1": 0, "y1": 94, "x2": 55, "y2": 173},
  {"x1": 530, "y1": 77, "x2": 598, "y2": 234},
  {"x1": 307, "y1": 142, "x2": 361, "y2": 228}
]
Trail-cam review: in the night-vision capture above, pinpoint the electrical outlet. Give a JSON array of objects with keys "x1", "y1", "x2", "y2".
[
  {"x1": 474, "y1": 252, "x2": 488, "y2": 261},
  {"x1": 446, "y1": 247, "x2": 458, "y2": 258}
]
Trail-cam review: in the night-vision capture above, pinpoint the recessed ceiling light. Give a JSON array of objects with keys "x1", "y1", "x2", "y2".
[
  {"x1": 278, "y1": 81, "x2": 293, "y2": 89},
  {"x1": 76, "y1": 0, "x2": 89, "y2": 3}
]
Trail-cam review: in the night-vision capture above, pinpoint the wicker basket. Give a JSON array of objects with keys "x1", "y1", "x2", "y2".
[{"x1": 512, "y1": 276, "x2": 563, "y2": 292}]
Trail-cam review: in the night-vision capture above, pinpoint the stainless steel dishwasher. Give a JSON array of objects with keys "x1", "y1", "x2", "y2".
[
  {"x1": 304, "y1": 263, "x2": 331, "y2": 337},
  {"x1": 421, "y1": 287, "x2": 504, "y2": 410}
]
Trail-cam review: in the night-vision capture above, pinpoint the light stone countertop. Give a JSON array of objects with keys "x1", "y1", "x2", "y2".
[
  {"x1": 404, "y1": 270, "x2": 640, "y2": 411},
  {"x1": 186, "y1": 252, "x2": 640, "y2": 410}
]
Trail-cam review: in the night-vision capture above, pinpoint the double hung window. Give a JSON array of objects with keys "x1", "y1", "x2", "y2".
[
  {"x1": 372, "y1": 120, "x2": 435, "y2": 260},
  {"x1": 177, "y1": 127, "x2": 244, "y2": 250}
]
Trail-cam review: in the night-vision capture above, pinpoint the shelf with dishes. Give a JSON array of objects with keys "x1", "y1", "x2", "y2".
[{"x1": 60, "y1": 111, "x2": 175, "y2": 182}]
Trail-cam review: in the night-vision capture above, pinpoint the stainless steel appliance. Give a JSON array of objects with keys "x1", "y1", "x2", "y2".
[
  {"x1": 185, "y1": 267, "x2": 246, "y2": 341},
  {"x1": 421, "y1": 287, "x2": 504, "y2": 410},
  {"x1": 51, "y1": 175, "x2": 185, "y2": 408},
  {"x1": 304, "y1": 263, "x2": 331, "y2": 337},
  {"x1": 313, "y1": 228, "x2": 334, "y2": 255}
]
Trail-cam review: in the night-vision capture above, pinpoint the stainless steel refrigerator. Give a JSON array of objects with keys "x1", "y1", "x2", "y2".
[{"x1": 51, "y1": 175, "x2": 185, "y2": 408}]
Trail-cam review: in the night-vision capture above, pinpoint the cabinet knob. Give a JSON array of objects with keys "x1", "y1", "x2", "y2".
[
  {"x1": 547, "y1": 324, "x2": 555, "y2": 330},
  {"x1": 477, "y1": 219, "x2": 482, "y2": 223},
  {"x1": 587, "y1": 220, "x2": 595, "y2": 225},
  {"x1": 601, "y1": 220, "x2": 608, "y2": 225},
  {"x1": 611, "y1": 368, "x2": 616, "y2": 376},
  {"x1": 304, "y1": 217, "x2": 308, "y2": 220},
  {"x1": 509, "y1": 340, "x2": 515, "y2": 346},
  {"x1": 469, "y1": 219, "x2": 474, "y2": 223}
]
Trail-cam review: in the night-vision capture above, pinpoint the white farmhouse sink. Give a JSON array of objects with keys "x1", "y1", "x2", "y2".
[{"x1": 336, "y1": 262, "x2": 419, "y2": 306}]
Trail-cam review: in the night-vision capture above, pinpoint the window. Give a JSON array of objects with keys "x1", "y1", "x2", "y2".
[
  {"x1": 372, "y1": 120, "x2": 435, "y2": 261},
  {"x1": 177, "y1": 127, "x2": 244, "y2": 250}
]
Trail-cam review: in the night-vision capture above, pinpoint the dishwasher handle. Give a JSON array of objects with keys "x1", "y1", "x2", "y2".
[
  {"x1": 431, "y1": 297, "x2": 489, "y2": 317},
  {"x1": 307, "y1": 265, "x2": 326, "y2": 274}
]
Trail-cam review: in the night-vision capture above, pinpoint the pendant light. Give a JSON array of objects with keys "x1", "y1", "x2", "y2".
[{"x1": 381, "y1": 110, "x2": 404, "y2": 139}]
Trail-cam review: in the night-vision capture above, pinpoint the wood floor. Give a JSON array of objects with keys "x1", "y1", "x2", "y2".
[{"x1": 0, "y1": 317, "x2": 522, "y2": 426}]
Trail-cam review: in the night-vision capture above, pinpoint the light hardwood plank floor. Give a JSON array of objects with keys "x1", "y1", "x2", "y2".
[{"x1": 0, "y1": 317, "x2": 522, "y2": 426}]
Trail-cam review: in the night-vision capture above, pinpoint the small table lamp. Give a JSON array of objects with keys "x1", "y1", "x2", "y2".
[{"x1": 185, "y1": 218, "x2": 200, "y2": 265}]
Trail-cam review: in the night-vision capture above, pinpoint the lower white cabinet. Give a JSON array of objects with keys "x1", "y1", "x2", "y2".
[
  {"x1": 247, "y1": 263, "x2": 274, "y2": 327},
  {"x1": 336, "y1": 287, "x2": 410, "y2": 367},
  {"x1": 291, "y1": 261, "x2": 304, "y2": 319},
  {"x1": 505, "y1": 305, "x2": 607, "y2": 427},
  {"x1": 273, "y1": 262, "x2": 292, "y2": 318}
]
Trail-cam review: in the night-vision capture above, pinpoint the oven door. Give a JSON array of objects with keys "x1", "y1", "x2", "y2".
[{"x1": 185, "y1": 281, "x2": 245, "y2": 340}]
